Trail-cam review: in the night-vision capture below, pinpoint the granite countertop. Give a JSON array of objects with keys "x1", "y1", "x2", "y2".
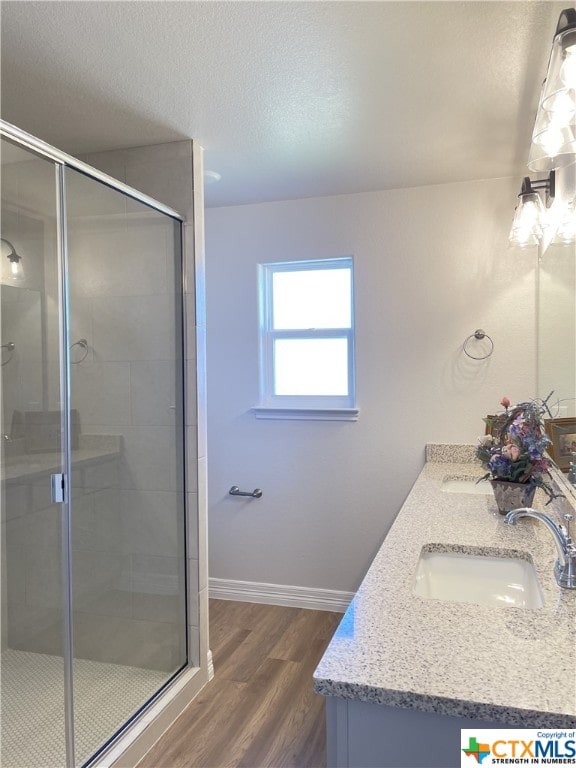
[
  {"x1": 2, "y1": 434, "x2": 121, "y2": 483},
  {"x1": 313, "y1": 444, "x2": 576, "y2": 727}
]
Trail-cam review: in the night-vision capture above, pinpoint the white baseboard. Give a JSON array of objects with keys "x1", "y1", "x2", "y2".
[{"x1": 208, "y1": 577, "x2": 353, "y2": 613}]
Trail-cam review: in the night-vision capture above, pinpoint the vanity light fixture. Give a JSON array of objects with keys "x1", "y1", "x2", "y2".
[
  {"x1": 528, "y1": 8, "x2": 576, "y2": 173},
  {"x1": 509, "y1": 174, "x2": 555, "y2": 248},
  {"x1": 0, "y1": 238, "x2": 24, "y2": 283},
  {"x1": 554, "y1": 197, "x2": 576, "y2": 243}
]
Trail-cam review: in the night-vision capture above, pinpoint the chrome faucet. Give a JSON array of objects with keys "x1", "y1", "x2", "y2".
[{"x1": 505, "y1": 508, "x2": 576, "y2": 589}]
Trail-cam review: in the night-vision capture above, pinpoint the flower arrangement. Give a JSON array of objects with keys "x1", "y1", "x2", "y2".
[{"x1": 476, "y1": 396, "x2": 559, "y2": 502}]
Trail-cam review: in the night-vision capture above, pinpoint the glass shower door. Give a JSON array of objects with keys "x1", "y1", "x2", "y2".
[
  {"x1": 1, "y1": 139, "x2": 70, "y2": 767},
  {"x1": 64, "y1": 167, "x2": 188, "y2": 765}
]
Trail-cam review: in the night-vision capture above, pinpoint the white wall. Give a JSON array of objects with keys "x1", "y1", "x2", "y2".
[{"x1": 205, "y1": 176, "x2": 539, "y2": 593}]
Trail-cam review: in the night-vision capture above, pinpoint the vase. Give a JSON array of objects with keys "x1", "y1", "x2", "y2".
[{"x1": 490, "y1": 479, "x2": 537, "y2": 515}]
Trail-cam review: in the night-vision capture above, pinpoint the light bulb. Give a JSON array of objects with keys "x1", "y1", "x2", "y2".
[
  {"x1": 509, "y1": 192, "x2": 545, "y2": 248},
  {"x1": 561, "y1": 47, "x2": 576, "y2": 89},
  {"x1": 7, "y1": 257, "x2": 24, "y2": 282}
]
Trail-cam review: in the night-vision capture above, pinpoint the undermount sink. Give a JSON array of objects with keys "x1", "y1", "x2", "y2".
[
  {"x1": 441, "y1": 477, "x2": 492, "y2": 495},
  {"x1": 413, "y1": 548, "x2": 544, "y2": 609}
]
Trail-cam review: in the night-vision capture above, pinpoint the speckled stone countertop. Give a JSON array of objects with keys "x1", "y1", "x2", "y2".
[
  {"x1": 2, "y1": 434, "x2": 121, "y2": 483},
  {"x1": 313, "y1": 444, "x2": 576, "y2": 727}
]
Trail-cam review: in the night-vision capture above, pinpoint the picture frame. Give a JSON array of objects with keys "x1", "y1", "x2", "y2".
[
  {"x1": 545, "y1": 418, "x2": 576, "y2": 471},
  {"x1": 484, "y1": 414, "x2": 508, "y2": 439}
]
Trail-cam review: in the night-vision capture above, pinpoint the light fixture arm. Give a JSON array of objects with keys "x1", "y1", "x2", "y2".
[
  {"x1": 1, "y1": 238, "x2": 19, "y2": 262},
  {"x1": 519, "y1": 171, "x2": 555, "y2": 205}
]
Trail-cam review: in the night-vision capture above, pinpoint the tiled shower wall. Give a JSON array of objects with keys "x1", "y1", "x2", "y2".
[
  {"x1": 80, "y1": 141, "x2": 206, "y2": 672},
  {"x1": 66, "y1": 207, "x2": 186, "y2": 672}
]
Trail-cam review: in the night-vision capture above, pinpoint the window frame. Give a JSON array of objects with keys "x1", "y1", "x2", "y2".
[{"x1": 256, "y1": 257, "x2": 357, "y2": 419}]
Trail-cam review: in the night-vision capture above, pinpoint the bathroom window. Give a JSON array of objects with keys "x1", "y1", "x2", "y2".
[{"x1": 255, "y1": 257, "x2": 357, "y2": 420}]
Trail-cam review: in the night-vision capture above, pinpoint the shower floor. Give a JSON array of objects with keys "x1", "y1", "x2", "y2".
[{"x1": 1, "y1": 649, "x2": 168, "y2": 767}]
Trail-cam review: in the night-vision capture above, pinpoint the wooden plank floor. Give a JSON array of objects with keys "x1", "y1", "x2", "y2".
[{"x1": 137, "y1": 600, "x2": 342, "y2": 768}]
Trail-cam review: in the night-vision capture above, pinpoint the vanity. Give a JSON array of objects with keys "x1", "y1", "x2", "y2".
[{"x1": 313, "y1": 444, "x2": 576, "y2": 768}]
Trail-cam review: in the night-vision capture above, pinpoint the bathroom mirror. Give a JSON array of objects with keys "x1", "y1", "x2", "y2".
[
  {"x1": 538, "y1": 244, "x2": 576, "y2": 419},
  {"x1": 1, "y1": 284, "x2": 45, "y2": 427},
  {"x1": 1, "y1": 206, "x2": 49, "y2": 429},
  {"x1": 538, "y1": 241, "x2": 576, "y2": 501}
]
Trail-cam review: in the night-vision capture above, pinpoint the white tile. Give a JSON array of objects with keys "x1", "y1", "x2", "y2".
[
  {"x1": 197, "y1": 458, "x2": 208, "y2": 593},
  {"x1": 184, "y1": 293, "x2": 197, "y2": 362},
  {"x1": 72, "y1": 489, "x2": 121, "y2": 553},
  {"x1": 132, "y1": 592, "x2": 182, "y2": 625},
  {"x1": 123, "y1": 141, "x2": 192, "y2": 166},
  {"x1": 24, "y1": 505, "x2": 61, "y2": 558},
  {"x1": 183, "y1": 223, "x2": 196, "y2": 298},
  {"x1": 5, "y1": 513, "x2": 28, "y2": 550},
  {"x1": 90, "y1": 295, "x2": 175, "y2": 362},
  {"x1": 83, "y1": 458, "x2": 119, "y2": 491},
  {"x1": 186, "y1": 426, "x2": 198, "y2": 494},
  {"x1": 68, "y1": 221, "x2": 170, "y2": 298},
  {"x1": 195, "y1": 328, "x2": 208, "y2": 453},
  {"x1": 187, "y1": 624, "x2": 200, "y2": 668},
  {"x1": 185, "y1": 361, "x2": 198, "y2": 427},
  {"x1": 79, "y1": 149, "x2": 128, "y2": 181},
  {"x1": 25, "y1": 550, "x2": 63, "y2": 609},
  {"x1": 4, "y1": 484, "x2": 31, "y2": 520},
  {"x1": 118, "y1": 426, "x2": 172, "y2": 492},
  {"x1": 130, "y1": 361, "x2": 176, "y2": 426},
  {"x1": 186, "y1": 492, "x2": 199, "y2": 562},
  {"x1": 125, "y1": 156, "x2": 193, "y2": 220},
  {"x1": 120, "y1": 490, "x2": 181, "y2": 558},
  {"x1": 71, "y1": 361, "x2": 131, "y2": 425},
  {"x1": 187, "y1": 558, "x2": 199, "y2": 628},
  {"x1": 198, "y1": 587, "x2": 209, "y2": 664},
  {"x1": 6, "y1": 545, "x2": 26, "y2": 606}
]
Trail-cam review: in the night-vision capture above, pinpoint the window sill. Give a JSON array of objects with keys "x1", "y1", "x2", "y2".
[{"x1": 252, "y1": 406, "x2": 359, "y2": 422}]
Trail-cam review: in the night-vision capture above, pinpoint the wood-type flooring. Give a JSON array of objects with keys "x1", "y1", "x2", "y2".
[{"x1": 137, "y1": 599, "x2": 342, "y2": 768}]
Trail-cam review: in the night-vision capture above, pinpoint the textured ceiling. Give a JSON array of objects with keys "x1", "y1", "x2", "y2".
[{"x1": 0, "y1": 1, "x2": 567, "y2": 207}]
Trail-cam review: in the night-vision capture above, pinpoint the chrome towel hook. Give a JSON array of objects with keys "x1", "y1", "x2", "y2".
[
  {"x1": 1, "y1": 341, "x2": 15, "y2": 366},
  {"x1": 463, "y1": 329, "x2": 494, "y2": 360},
  {"x1": 229, "y1": 486, "x2": 263, "y2": 499}
]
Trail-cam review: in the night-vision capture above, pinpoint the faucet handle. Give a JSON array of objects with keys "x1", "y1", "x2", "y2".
[{"x1": 563, "y1": 513, "x2": 574, "y2": 543}]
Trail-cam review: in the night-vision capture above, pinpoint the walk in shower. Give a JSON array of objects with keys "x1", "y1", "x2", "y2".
[{"x1": 1, "y1": 123, "x2": 198, "y2": 767}]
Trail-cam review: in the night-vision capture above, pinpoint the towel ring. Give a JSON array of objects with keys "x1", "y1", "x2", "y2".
[
  {"x1": 463, "y1": 329, "x2": 494, "y2": 360},
  {"x1": 70, "y1": 338, "x2": 89, "y2": 364}
]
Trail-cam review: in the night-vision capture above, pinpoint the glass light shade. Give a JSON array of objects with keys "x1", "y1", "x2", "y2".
[
  {"x1": 554, "y1": 199, "x2": 576, "y2": 243},
  {"x1": 0, "y1": 239, "x2": 24, "y2": 283},
  {"x1": 509, "y1": 192, "x2": 545, "y2": 247},
  {"x1": 529, "y1": 100, "x2": 576, "y2": 172},
  {"x1": 528, "y1": 28, "x2": 576, "y2": 172},
  {"x1": 541, "y1": 29, "x2": 576, "y2": 113}
]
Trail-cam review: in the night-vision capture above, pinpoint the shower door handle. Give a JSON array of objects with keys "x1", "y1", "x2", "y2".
[{"x1": 51, "y1": 473, "x2": 67, "y2": 503}]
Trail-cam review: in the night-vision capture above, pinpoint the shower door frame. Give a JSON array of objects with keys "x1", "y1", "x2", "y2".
[{"x1": 0, "y1": 118, "x2": 191, "y2": 768}]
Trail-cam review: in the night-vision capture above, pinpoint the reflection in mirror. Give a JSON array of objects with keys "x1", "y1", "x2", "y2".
[
  {"x1": 538, "y1": 244, "x2": 576, "y2": 419},
  {"x1": 538, "y1": 240, "x2": 576, "y2": 501},
  {"x1": 1, "y1": 285, "x2": 44, "y2": 443},
  {"x1": 1, "y1": 174, "x2": 50, "y2": 452}
]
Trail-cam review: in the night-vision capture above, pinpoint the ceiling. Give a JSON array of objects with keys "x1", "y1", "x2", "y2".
[{"x1": 0, "y1": 1, "x2": 568, "y2": 207}]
